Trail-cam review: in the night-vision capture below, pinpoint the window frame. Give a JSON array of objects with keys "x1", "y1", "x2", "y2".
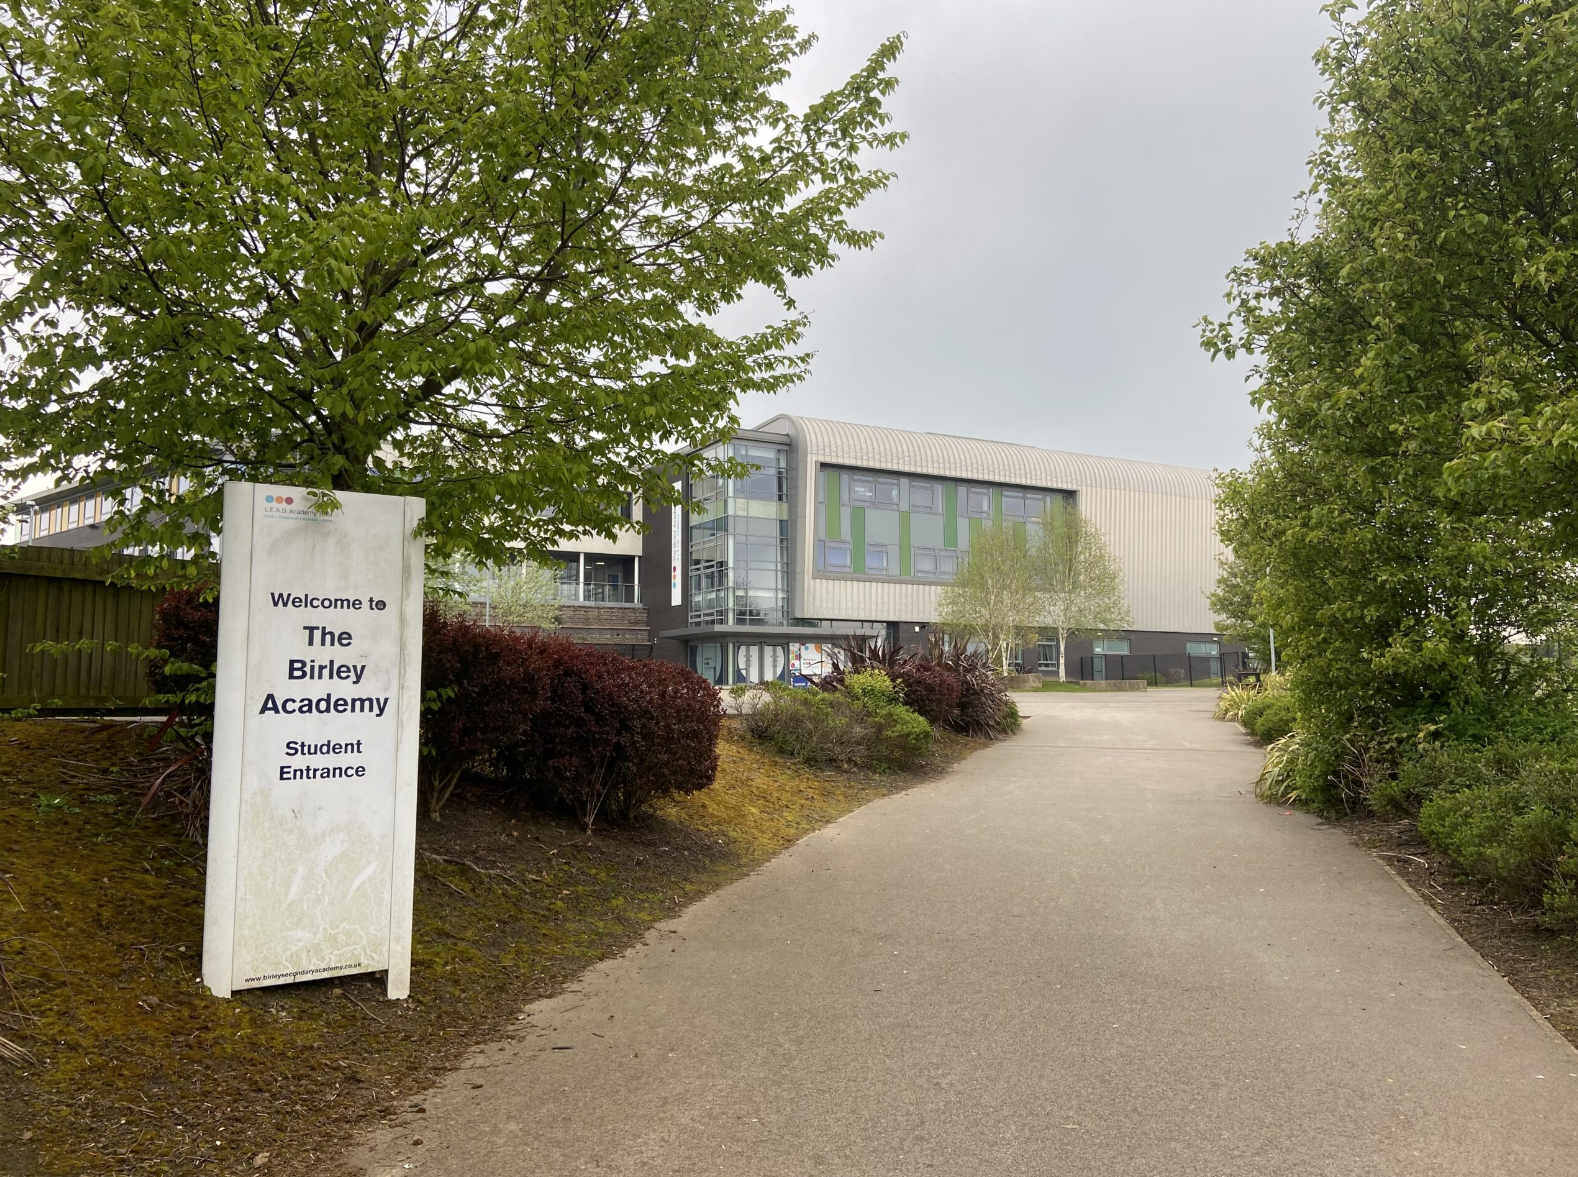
[
  {"x1": 821, "y1": 539, "x2": 852, "y2": 573},
  {"x1": 964, "y1": 486, "x2": 992, "y2": 518}
]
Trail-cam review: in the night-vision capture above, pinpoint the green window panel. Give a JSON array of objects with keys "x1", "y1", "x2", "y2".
[
  {"x1": 1014, "y1": 520, "x2": 1027, "y2": 544},
  {"x1": 851, "y1": 507, "x2": 866, "y2": 574},
  {"x1": 824, "y1": 468, "x2": 841, "y2": 540},
  {"x1": 943, "y1": 483, "x2": 958, "y2": 549},
  {"x1": 900, "y1": 512, "x2": 912, "y2": 576},
  {"x1": 993, "y1": 487, "x2": 1004, "y2": 526},
  {"x1": 969, "y1": 516, "x2": 984, "y2": 543}
]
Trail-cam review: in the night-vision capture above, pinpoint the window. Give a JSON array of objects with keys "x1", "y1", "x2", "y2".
[
  {"x1": 731, "y1": 443, "x2": 785, "y2": 501},
  {"x1": 874, "y1": 477, "x2": 900, "y2": 509},
  {"x1": 1037, "y1": 643, "x2": 1059, "y2": 671},
  {"x1": 1093, "y1": 638, "x2": 1131, "y2": 654},
  {"x1": 66, "y1": 500, "x2": 79, "y2": 529},
  {"x1": 965, "y1": 486, "x2": 991, "y2": 518},
  {"x1": 1186, "y1": 641, "x2": 1221, "y2": 657},
  {"x1": 913, "y1": 547, "x2": 959, "y2": 578},
  {"x1": 1004, "y1": 491, "x2": 1047, "y2": 520},
  {"x1": 909, "y1": 481, "x2": 940, "y2": 514},
  {"x1": 850, "y1": 474, "x2": 875, "y2": 505},
  {"x1": 866, "y1": 545, "x2": 890, "y2": 575},
  {"x1": 820, "y1": 540, "x2": 852, "y2": 573}
]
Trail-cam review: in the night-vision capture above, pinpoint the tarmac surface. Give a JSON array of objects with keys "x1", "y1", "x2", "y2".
[{"x1": 350, "y1": 689, "x2": 1578, "y2": 1176}]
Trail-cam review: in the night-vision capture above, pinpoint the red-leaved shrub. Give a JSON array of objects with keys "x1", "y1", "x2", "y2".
[
  {"x1": 420, "y1": 606, "x2": 550, "y2": 819},
  {"x1": 498, "y1": 637, "x2": 721, "y2": 826},
  {"x1": 423, "y1": 611, "x2": 721, "y2": 825},
  {"x1": 148, "y1": 588, "x2": 220, "y2": 700},
  {"x1": 892, "y1": 659, "x2": 961, "y2": 726}
]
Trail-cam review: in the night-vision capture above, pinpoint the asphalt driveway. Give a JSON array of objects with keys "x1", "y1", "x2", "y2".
[{"x1": 351, "y1": 689, "x2": 1578, "y2": 1177}]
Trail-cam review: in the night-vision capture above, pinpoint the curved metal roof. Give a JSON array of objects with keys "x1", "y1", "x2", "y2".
[{"x1": 753, "y1": 415, "x2": 1215, "y2": 498}]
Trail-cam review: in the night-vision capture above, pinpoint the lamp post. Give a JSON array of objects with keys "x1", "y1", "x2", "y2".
[{"x1": 1268, "y1": 628, "x2": 1277, "y2": 675}]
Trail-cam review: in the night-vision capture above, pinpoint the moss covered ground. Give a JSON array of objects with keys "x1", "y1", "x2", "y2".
[{"x1": 0, "y1": 719, "x2": 981, "y2": 1176}]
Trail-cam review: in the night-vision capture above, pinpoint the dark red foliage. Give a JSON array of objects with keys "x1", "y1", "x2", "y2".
[
  {"x1": 423, "y1": 610, "x2": 721, "y2": 825},
  {"x1": 420, "y1": 606, "x2": 551, "y2": 816},
  {"x1": 892, "y1": 658, "x2": 962, "y2": 726},
  {"x1": 148, "y1": 588, "x2": 220, "y2": 697},
  {"x1": 499, "y1": 636, "x2": 722, "y2": 825},
  {"x1": 940, "y1": 648, "x2": 1019, "y2": 737}
]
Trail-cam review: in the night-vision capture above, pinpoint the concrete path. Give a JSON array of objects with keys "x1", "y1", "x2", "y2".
[{"x1": 351, "y1": 690, "x2": 1578, "y2": 1177}]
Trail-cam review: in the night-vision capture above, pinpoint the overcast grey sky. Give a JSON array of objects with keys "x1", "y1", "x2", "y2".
[{"x1": 719, "y1": 0, "x2": 1333, "y2": 472}]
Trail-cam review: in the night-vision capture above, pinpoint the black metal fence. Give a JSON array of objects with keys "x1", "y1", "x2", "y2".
[{"x1": 1075, "y1": 650, "x2": 1251, "y2": 688}]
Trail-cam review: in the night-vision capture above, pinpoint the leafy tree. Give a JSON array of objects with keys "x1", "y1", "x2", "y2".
[
  {"x1": 0, "y1": 1, "x2": 905, "y2": 575},
  {"x1": 1029, "y1": 506, "x2": 1130, "y2": 683},
  {"x1": 434, "y1": 559, "x2": 563, "y2": 631},
  {"x1": 1209, "y1": 551, "x2": 1269, "y2": 666},
  {"x1": 1203, "y1": 0, "x2": 1578, "y2": 800},
  {"x1": 937, "y1": 523, "x2": 1038, "y2": 676}
]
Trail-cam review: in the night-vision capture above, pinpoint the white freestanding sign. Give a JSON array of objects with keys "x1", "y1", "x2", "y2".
[{"x1": 203, "y1": 483, "x2": 425, "y2": 999}]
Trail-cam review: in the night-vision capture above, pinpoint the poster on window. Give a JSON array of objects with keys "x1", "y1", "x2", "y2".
[{"x1": 790, "y1": 642, "x2": 836, "y2": 686}]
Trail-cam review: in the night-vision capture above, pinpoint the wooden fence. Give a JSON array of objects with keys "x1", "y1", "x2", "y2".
[{"x1": 0, "y1": 546, "x2": 165, "y2": 712}]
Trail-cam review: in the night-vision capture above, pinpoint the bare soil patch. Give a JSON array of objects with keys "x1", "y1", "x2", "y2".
[{"x1": 0, "y1": 718, "x2": 983, "y2": 1176}]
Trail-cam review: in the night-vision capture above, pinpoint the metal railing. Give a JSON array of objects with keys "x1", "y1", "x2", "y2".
[
  {"x1": 1075, "y1": 650, "x2": 1248, "y2": 687},
  {"x1": 554, "y1": 581, "x2": 642, "y2": 605}
]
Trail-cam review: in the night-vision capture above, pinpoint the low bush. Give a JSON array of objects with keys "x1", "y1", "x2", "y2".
[
  {"x1": 843, "y1": 668, "x2": 905, "y2": 711},
  {"x1": 742, "y1": 684, "x2": 880, "y2": 767},
  {"x1": 1418, "y1": 765, "x2": 1578, "y2": 934},
  {"x1": 892, "y1": 659, "x2": 961, "y2": 727},
  {"x1": 1237, "y1": 693, "x2": 1272, "y2": 734},
  {"x1": 422, "y1": 612, "x2": 721, "y2": 826},
  {"x1": 1214, "y1": 673, "x2": 1288, "y2": 723},
  {"x1": 420, "y1": 606, "x2": 548, "y2": 819},
  {"x1": 511, "y1": 649, "x2": 722, "y2": 825},
  {"x1": 818, "y1": 642, "x2": 963, "y2": 729},
  {"x1": 1214, "y1": 682, "x2": 1258, "y2": 722},
  {"x1": 1249, "y1": 695, "x2": 1298, "y2": 744},
  {"x1": 744, "y1": 670, "x2": 932, "y2": 772},
  {"x1": 1255, "y1": 731, "x2": 1306, "y2": 805},
  {"x1": 941, "y1": 649, "x2": 1020, "y2": 737},
  {"x1": 841, "y1": 670, "x2": 932, "y2": 770}
]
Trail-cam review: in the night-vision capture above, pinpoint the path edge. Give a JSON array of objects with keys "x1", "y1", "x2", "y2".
[{"x1": 1369, "y1": 852, "x2": 1578, "y2": 1057}]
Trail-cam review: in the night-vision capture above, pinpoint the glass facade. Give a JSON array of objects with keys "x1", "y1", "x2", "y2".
[
  {"x1": 688, "y1": 441, "x2": 790, "y2": 627},
  {"x1": 813, "y1": 465, "x2": 1074, "y2": 582}
]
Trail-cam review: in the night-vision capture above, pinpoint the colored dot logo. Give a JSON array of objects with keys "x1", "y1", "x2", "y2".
[{"x1": 263, "y1": 495, "x2": 295, "y2": 505}]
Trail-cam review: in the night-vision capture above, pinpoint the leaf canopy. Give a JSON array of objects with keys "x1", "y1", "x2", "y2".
[{"x1": 0, "y1": 0, "x2": 906, "y2": 573}]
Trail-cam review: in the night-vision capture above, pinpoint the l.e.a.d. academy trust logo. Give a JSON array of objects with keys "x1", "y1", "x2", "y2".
[{"x1": 260, "y1": 491, "x2": 330, "y2": 522}]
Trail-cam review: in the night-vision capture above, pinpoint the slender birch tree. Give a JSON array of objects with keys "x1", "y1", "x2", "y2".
[
  {"x1": 1031, "y1": 507, "x2": 1130, "y2": 682},
  {"x1": 937, "y1": 524, "x2": 1039, "y2": 675}
]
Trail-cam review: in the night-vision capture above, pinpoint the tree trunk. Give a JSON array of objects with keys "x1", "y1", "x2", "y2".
[{"x1": 1058, "y1": 630, "x2": 1067, "y2": 682}]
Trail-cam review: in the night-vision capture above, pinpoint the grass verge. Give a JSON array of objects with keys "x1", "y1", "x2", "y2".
[{"x1": 0, "y1": 719, "x2": 984, "y2": 1176}]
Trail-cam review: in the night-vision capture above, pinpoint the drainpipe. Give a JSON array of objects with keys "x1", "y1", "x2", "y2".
[{"x1": 578, "y1": 552, "x2": 585, "y2": 603}]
